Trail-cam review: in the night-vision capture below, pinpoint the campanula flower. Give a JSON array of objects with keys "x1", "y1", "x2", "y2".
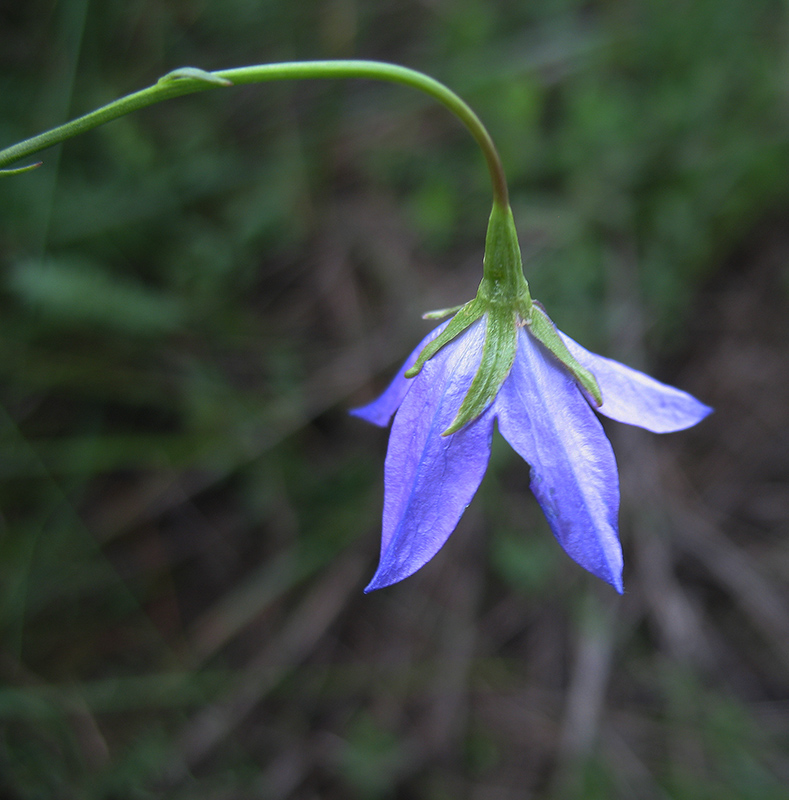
[{"x1": 353, "y1": 204, "x2": 711, "y2": 593}]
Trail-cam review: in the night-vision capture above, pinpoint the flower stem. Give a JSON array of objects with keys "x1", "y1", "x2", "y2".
[{"x1": 0, "y1": 60, "x2": 509, "y2": 207}]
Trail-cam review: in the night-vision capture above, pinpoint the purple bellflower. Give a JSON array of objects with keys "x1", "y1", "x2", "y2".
[{"x1": 353, "y1": 204, "x2": 711, "y2": 593}]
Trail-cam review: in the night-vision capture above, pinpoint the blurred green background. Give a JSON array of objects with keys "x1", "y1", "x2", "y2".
[{"x1": 1, "y1": 1, "x2": 788, "y2": 797}]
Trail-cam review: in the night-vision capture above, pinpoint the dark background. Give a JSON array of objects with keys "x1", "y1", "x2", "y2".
[{"x1": 1, "y1": 1, "x2": 788, "y2": 797}]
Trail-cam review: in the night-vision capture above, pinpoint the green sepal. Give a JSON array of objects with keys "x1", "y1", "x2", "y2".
[
  {"x1": 422, "y1": 304, "x2": 465, "y2": 321},
  {"x1": 527, "y1": 302, "x2": 602, "y2": 406},
  {"x1": 443, "y1": 308, "x2": 518, "y2": 435},
  {"x1": 405, "y1": 299, "x2": 485, "y2": 378}
]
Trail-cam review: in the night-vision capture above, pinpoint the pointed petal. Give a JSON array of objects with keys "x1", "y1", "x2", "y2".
[
  {"x1": 350, "y1": 321, "x2": 449, "y2": 427},
  {"x1": 558, "y1": 332, "x2": 713, "y2": 433},
  {"x1": 496, "y1": 330, "x2": 623, "y2": 592},
  {"x1": 366, "y1": 320, "x2": 493, "y2": 591}
]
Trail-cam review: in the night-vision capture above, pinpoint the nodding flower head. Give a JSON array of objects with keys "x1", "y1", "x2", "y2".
[{"x1": 353, "y1": 204, "x2": 711, "y2": 594}]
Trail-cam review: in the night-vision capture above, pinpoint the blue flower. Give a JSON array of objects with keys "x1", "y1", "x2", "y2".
[
  {"x1": 352, "y1": 203, "x2": 711, "y2": 593},
  {"x1": 352, "y1": 312, "x2": 711, "y2": 594}
]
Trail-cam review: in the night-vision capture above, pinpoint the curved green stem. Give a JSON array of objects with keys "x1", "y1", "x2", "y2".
[{"x1": 0, "y1": 60, "x2": 509, "y2": 207}]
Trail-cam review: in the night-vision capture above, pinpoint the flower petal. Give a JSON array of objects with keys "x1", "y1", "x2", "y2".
[
  {"x1": 365, "y1": 319, "x2": 493, "y2": 592},
  {"x1": 496, "y1": 330, "x2": 623, "y2": 592},
  {"x1": 350, "y1": 321, "x2": 449, "y2": 427},
  {"x1": 559, "y1": 332, "x2": 712, "y2": 433}
]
